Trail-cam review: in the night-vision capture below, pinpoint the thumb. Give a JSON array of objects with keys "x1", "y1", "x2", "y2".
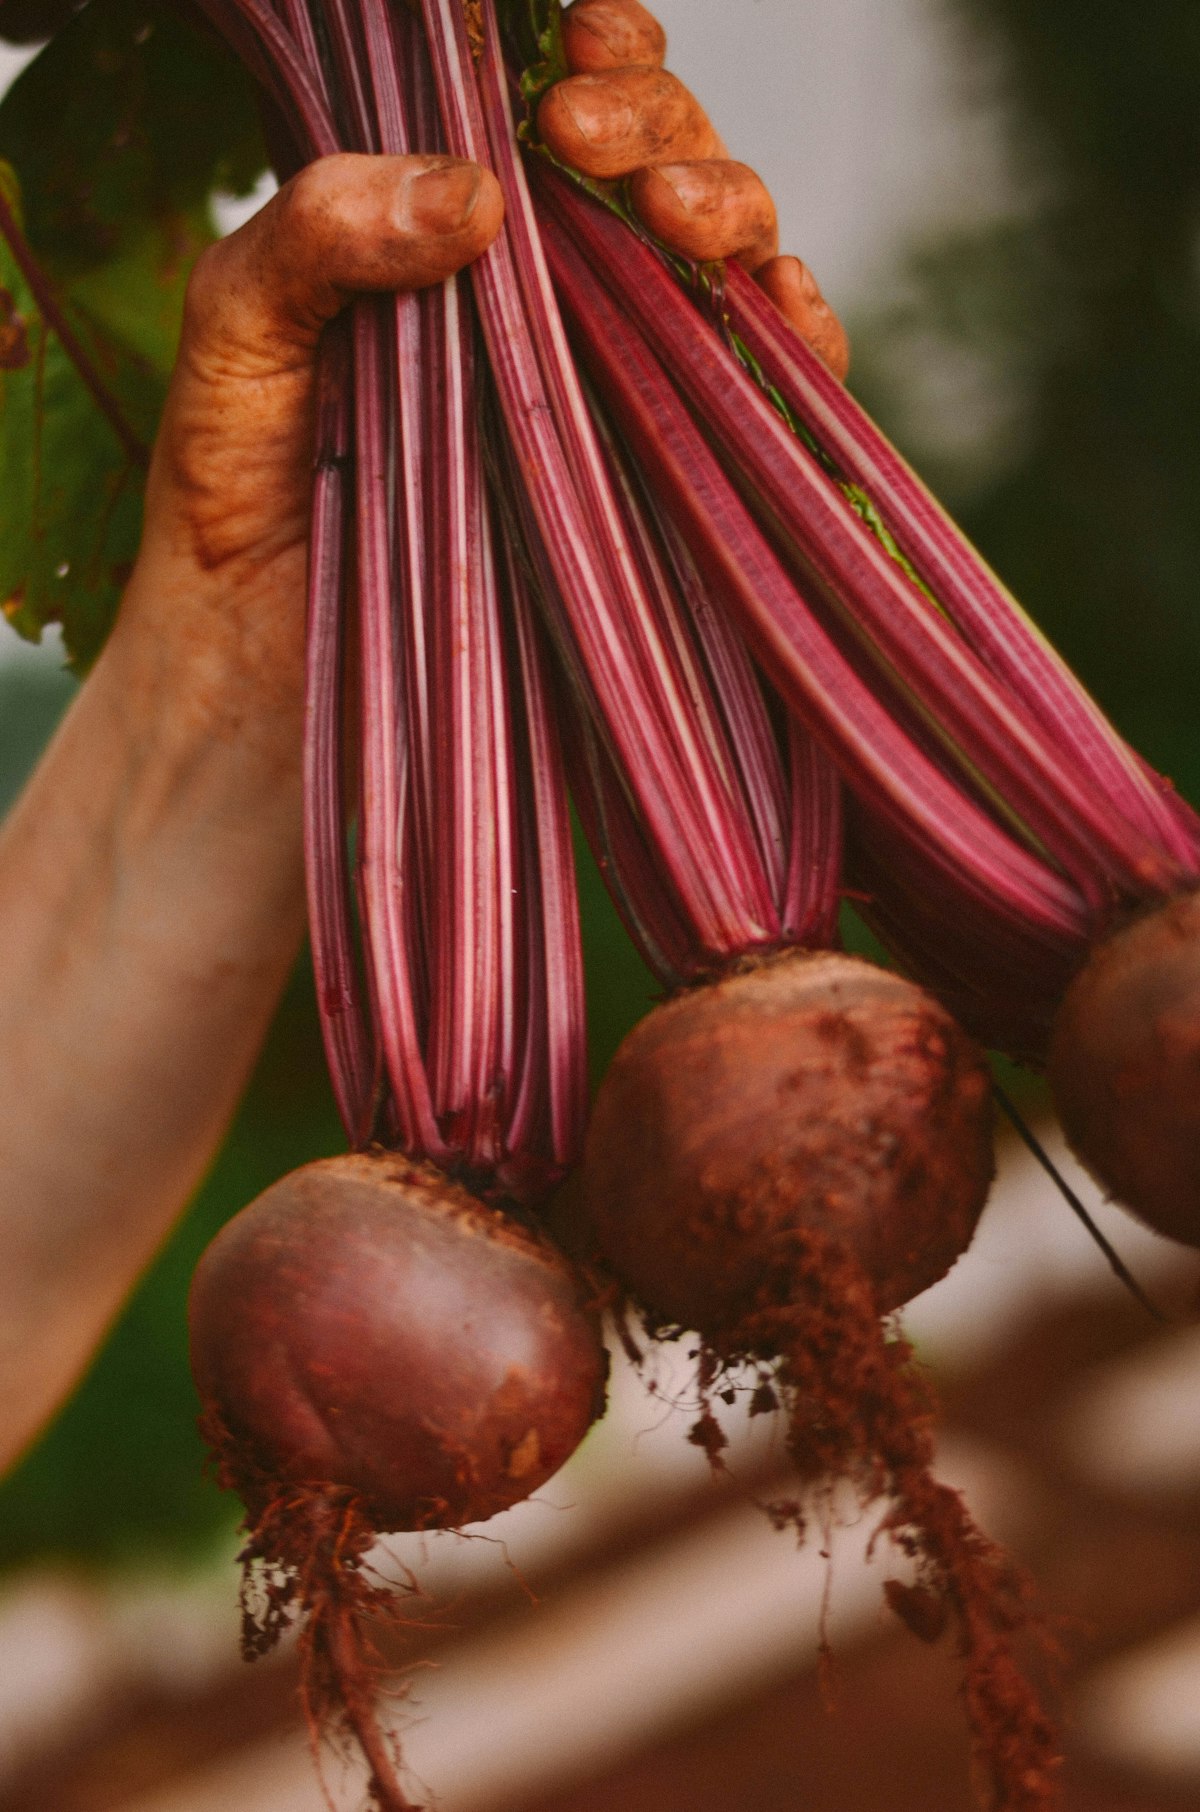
[{"x1": 183, "y1": 153, "x2": 505, "y2": 367}]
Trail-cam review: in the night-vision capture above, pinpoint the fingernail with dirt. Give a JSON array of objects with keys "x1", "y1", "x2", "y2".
[{"x1": 405, "y1": 161, "x2": 482, "y2": 233}]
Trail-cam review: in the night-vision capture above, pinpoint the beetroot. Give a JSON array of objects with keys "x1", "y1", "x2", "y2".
[
  {"x1": 1048, "y1": 889, "x2": 1200, "y2": 1246},
  {"x1": 583, "y1": 953, "x2": 1061, "y2": 1812},
  {"x1": 190, "y1": 1152, "x2": 605, "y2": 1528},
  {"x1": 190, "y1": 1152, "x2": 607, "y2": 1811},
  {"x1": 585, "y1": 949, "x2": 992, "y2": 1330}
]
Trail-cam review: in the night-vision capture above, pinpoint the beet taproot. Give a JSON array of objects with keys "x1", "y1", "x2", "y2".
[{"x1": 1048, "y1": 889, "x2": 1200, "y2": 1246}]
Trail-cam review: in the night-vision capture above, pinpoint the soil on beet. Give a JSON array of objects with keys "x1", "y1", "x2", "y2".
[
  {"x1": 200, "y1": 1418, "x2": 425, "y2": 1812},
  {"x1": 584, "y1": 949, "x2": 995, "y2": 1335},
  {"x1": 583, "y1": 952, "x2": 1057, "y2": 1809}
]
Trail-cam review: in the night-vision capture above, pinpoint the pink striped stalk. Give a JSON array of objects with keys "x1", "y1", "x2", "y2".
[
  {"x1": 576, "y1": 388, "x2": 845, "y2": 972},
  {"x1": 302, "y1": 324, "x2": 379, "y2": 1141},
  {"x1": 421, "y1": 275, "x2": 509, "y2": 1165},
  {"x1": 420, "y1": 0, "x2": 780, "y2": 969},
  {"x1": 198, "y1": 0, "x2": 590, "y2": 1191},
  {"x1": 536, "y1": 202, "x2": 1088, "y2": 968},
  {"x1": 587, "y1": 398, "x2": 792, "y2": 914},
  {"x1": 320, "y1": 0, "x2": 450, "y2": 1159},
  {"x1": 722, "y1": 264, "x2": 1200, "y2": 869},
  {"x1": 399, "y1": 6, "x2": 586, "y2": 1189},
  {"x1": 535, "y1": 172, "x2": 1191, "y2": 917},
  {"x1": 497, "y1": 523, "x2": 589, "y2": 1184}
]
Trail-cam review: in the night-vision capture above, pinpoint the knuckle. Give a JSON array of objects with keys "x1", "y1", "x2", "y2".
[
  {"x1": 273, "y1": 156, "x2": 346, "y2": 241},
  {"x1": 181, "y1": 238, "x2": 233, "y2": 338}
]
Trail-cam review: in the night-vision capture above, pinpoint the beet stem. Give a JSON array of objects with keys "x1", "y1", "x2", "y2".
[
  {"x1": 194, "y1": 0, "x2": 338, "y2": 156},
  {"x1": 536, "y1": 173, "x2": 1186, "y2": 907},
  {"x1": 304, "y1": 325, "x2": 379, "y2": 1142},
  {"x1": 536, "y1": 193, "x2": 1088, "y2": 954},
  {"x1": 423, "y1": 0, "x2": 782, "y2": 962},
  {"x1": 722, "y1": 264, "x2": 1200, "y2": 873}
]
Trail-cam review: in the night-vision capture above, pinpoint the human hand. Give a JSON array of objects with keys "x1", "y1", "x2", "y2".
[
  {"x1": 118, "y1": 153, "x2": 505, "y2": 758},
  {"x1": 540, "y1": 0, "x2": 850, "y2": 381}
]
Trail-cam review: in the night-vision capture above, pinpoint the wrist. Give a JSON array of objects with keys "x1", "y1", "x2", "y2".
[
  {"x1": 91, "y1": 554, "x2": 308, "y2": 873},
  {"x1": 113, "y1": 529, "x2": 309, "y2": 767}
]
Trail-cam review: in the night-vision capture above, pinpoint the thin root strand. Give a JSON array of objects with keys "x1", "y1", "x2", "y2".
[{"x1": 704, "y1": 1230, "x2": 1063, "y2": 1812}]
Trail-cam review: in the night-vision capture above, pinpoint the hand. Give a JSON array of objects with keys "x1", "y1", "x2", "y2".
[
  {"x1": 540, "y1": 0, "x2": 850, "y2": 381},
  {"x1": 125, "y1": 154, "x2": 506, "y2": 755}
]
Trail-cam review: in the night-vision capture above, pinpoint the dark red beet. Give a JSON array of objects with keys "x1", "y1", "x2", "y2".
[
  {"x1": 584, "y1": 949, "x2": 993, "y2": 1331},
  {"x1": 189, "y1": 1152, "x2": 607, "y2": 1812},
  {"x1": 190, "y1": 1151, "x2": 606, "y2": 1530},
  {"x1": 1048, "y1": 889, "x2": 1200, "y2": 1247},
  {"x1": 583, "y1": 953, "x2": 1061, "y2": 1812}
]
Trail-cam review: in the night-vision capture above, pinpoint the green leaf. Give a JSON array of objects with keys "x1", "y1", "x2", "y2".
[
  {"x1": 0, "y1": 0, "x2": 265, "y2": 669},
  {"x1": 0, "y1": 163, "x2": 157, "y2": 670},
  {"x1": 0, "y1": 0, "x2": 264, "y2": 275}
]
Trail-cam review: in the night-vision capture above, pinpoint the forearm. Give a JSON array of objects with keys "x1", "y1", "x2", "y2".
[{"x1": 0, "y1": 559, "x2": 307, "y2": 1467}]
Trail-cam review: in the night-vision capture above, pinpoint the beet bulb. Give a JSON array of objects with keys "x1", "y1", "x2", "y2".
[
  {"x1": 189, "y1": 1152, "x2": 607, "y2": 1812},
  {"x1": 1048, "y1": 889, "x2": 1200, "y2": 1246},
  {"x1": 584, "y1": 948, "x2": 994, "y2": 1334}
]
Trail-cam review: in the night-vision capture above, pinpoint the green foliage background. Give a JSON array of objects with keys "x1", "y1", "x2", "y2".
[
  {"x1": 1, "y1": 0, "x2": 1199, "y2": 1568},
  {"x1": 0, "y1": 0, "x2": 263, "y2": 670}
]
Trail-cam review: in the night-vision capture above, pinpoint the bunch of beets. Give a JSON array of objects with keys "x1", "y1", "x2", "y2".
[{"x1": 181, "y1": 1, "x2": 1200, "y2": 1806}]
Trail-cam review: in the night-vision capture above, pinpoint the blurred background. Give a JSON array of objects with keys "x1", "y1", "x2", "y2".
[{"x1": 3, "y1": 0, "x2": 1200, "y2": 1805}]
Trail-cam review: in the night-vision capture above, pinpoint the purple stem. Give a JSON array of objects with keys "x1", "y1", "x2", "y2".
[
  {"x1": 497, "y1": 522, "x2": 588, "y2": 1181},
  {"x1": 313, "y1": 0, "x2": 445, "y2": 1157},
  {"x1": 537, "y1": 172, "x2": 1188, "y2": 912},
  {"x1": 422, "y1": 272, "x2": 507, "y2": 1168},
  {"x1": 586, "y1": 394, "x2": 791, "y2": 923},
  {"x1": 422, "y1": 0, "x2": 779, "y2": 965},
  {"x1": 536, "y1": 200, "x2": 1091, "y2": 969},
  {"x1": 193, "y1": 0, "x2": 337, "y2": 156},
  {"x1": 782, "y1": 717, "x2": 843, "y2": 948},
  {"x1": 352, "y1": 292, "x2": 447, "y2": 1158},
  {"x1": 723, "y1": 264, "x2": 1200, "y2": 873},
  {"x1": 303, "y1": 324, "x2": 377, "y2": 1142}
]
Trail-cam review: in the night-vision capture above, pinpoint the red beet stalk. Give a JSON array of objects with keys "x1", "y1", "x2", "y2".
[
  {"x1": 536, "y1": 172, "x2": 1190, "y2": 907},
  {"x1": 722, "y1": 263, "x2": 1200, "y2": 868},
  {"x1": 420, "y1": 0, "x2": 783, "y2": 969}
]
